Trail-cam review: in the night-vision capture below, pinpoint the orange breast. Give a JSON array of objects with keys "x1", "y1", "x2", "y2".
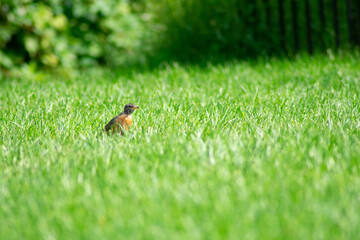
[
  {"x1": 115, "y1": 114, "x2": 132, "y2": 134},
  {"x1": 121, "y1": 115, "x2": 133, "y2": 129}
]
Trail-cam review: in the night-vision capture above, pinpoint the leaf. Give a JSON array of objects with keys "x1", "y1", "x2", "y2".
[
  {"x1": 51, "y1": 14, "x2": 68, "y2": 30},
  {"x1": 24, "y1": 36, "x2": 39, "y2": 56}
]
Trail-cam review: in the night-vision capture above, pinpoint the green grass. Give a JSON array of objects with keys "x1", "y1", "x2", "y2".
[{"x1": 1, "y1": 54, "x2": 360, "y2": 239}]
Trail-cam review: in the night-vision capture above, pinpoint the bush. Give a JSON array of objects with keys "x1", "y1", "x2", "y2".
[
  {"x1": 147, "y1": 0, "x2": 356, "y2": 62},
  {"x1": 0, "y1": 0, "x2": 146, "y2": 69},
  {"x1": 1, "y1": 0, "x2": 358, "y2": 70},
  {"x1": 147, "y1": 0, "x2": 270, "y2": 61}
]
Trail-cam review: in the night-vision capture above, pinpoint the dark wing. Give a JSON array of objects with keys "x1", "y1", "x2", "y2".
[
  {"x1": 104, "y1": 117, "x2": 118, "y2": 131},
  {"x1": 104, "y1": 113, "x2": 125, "y2": 131}
]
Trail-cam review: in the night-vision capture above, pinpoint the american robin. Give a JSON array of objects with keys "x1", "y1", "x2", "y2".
[{"x1": 104, "y1": 103, "x2": 139, "y2": 135}]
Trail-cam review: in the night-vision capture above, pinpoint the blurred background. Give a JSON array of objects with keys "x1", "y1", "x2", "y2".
[{"x1": 1, "y1": 0, "x2": 359, "y2": 71}]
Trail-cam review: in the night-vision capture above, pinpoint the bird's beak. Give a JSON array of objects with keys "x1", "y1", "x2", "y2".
[{"x1": 133, "y1": 106, "x2": 139, "y2": 109}]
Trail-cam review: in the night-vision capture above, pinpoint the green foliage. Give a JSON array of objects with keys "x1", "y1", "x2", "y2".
[
  {"x1": 148, "y1": 0, "x2": 268, "y2": 61},
  {"x1": 0, "y1": 0, "x2": 146, "y2": 69},
  {"x1": 0, "y1": 0, "x2": 358, "y2": 69},
  {"x1": 148, "y1": 0, "x2": 354, "y2": 61},
  {"x1": 1, "y1": 54, "x2": 360, "y2": 239}
]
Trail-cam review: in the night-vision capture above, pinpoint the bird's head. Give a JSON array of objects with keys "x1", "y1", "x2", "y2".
[{"x1": 124, "y1": 103, "x2": 139, "y2": 114}]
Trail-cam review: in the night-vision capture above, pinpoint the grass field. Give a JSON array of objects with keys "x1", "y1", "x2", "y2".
[{"x1": 1, "y1": 54, "x2": 360, "y2": 239}]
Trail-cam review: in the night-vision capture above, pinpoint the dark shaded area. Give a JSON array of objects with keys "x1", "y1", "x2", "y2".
[
  {"x1": 319, "y1": 0, "x2": 325, "y2": 48},
  {"x1": 1, "y1": 0, "x2": 360, "y2": 69},
  {"x1": 291, "y1": 0, "x2": 299, "y2": 52},
  {"x1": 333, "y1": 0, "x2": 340, "y2": 49},
  {"x1": 347, "y1": 0, "x2": 354, "y2": 45},
  {"x1": 305, "y1": 0, "x2": 313, "y2": 54},
  {"x1": 356, "y1": 1, "x2": 360, "y2": 44},
  {"x1": 265, "y1": 0, "x2": 272, "y2": 32},
  {"x1": 148, "y1": 0, "x2": 360, "y2": 65},
  {"x1": 278, "y1": 0, "x2": 286, "y2": 52}
]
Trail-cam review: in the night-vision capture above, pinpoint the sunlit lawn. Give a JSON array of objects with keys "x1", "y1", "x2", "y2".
[{"x1": 1, "y1": 54, "x2": 360, "y2": 239}]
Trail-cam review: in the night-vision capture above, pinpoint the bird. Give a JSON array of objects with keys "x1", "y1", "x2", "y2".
[{"x1": 104, "y1": 103, "x2": 139, "y2": 135}]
